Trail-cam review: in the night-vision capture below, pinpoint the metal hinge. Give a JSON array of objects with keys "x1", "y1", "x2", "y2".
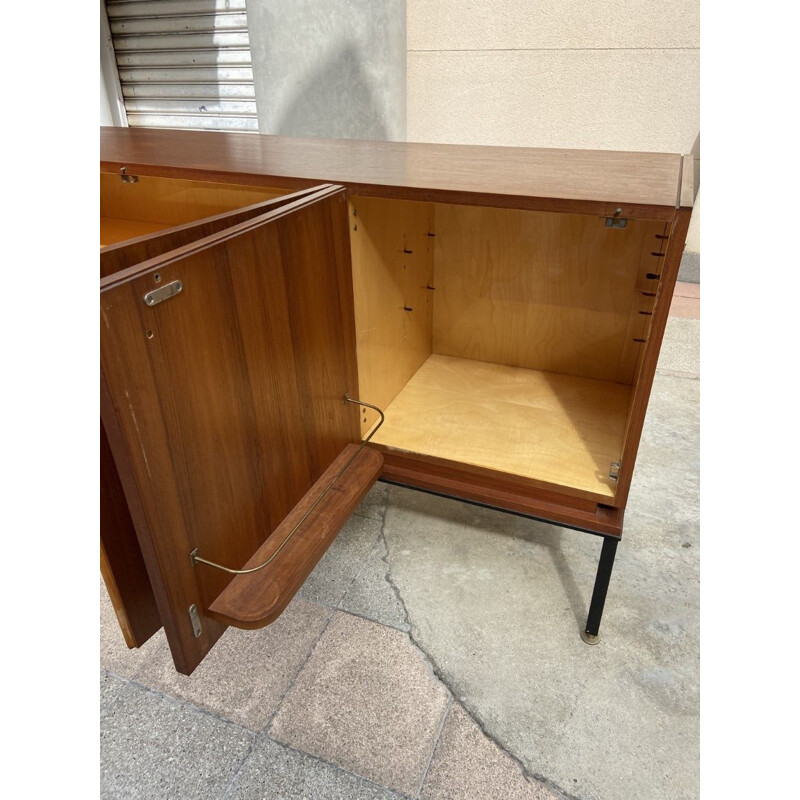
[
  {"x1": 188, "y1": 604, "x2": 203, "y2": 638},
  {"x1": 144, "y1": 280, "x2": 183, "y2": 307},
  {"x1": 609, "y1": 462, "x2": 620, "y2": 480},
  {"x1": 120, "y1": 166, "x2": 139, "y2": 184},
  {"x1": 605, "y1": 208, "x2": 627, "y2": 229}
]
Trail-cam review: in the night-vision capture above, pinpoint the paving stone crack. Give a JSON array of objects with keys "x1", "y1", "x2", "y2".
[
  {"x1": 378, "y1": 514, "x2": 575, "y2": 800},
  {"x1": 263, "y1": 736, "x2": 420, "y2": 800},
  {"x1": 416, "y1": 694, "x2": 453, "y2": 798},
  {"x1": 263, "y1": 603, "x2": 338, "y2": 734}
]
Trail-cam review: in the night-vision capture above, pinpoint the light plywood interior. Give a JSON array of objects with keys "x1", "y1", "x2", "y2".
[
  {"x1": 99, "y1": 181, "x2": 660, "y2": 500},
  {"x1": 349, "y1": 196, "x2": 435, "y2": 435},
  {"x1": 100, "y1": 217, "x2": 172, "y2": 247},
  {"x1": 100, "y1": 173, "x2": 286, "y2": 237},
  {"x1": 370, "y1": 355, "x2": 630, "y2": 500},
  {"x1": 352, "y1": 198, "x2": 665, "y2": 498},
  {"x1": 432, "y1": 205, "x2": 665, "y2": 384}
]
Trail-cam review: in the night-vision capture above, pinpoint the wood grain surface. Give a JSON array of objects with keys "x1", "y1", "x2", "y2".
[
  {"x1": 101, "y1": 218, "x2": 171, "y2": 247},
  {"x1": 100, "y1": 172, "x2": 285, "y2": 226},
  {"x1": 99, "y1": 186, "x2": 326, "y2": 654},
  {"x1": 431, "y1": 205, "x2": 665, "y2": 383},
  {"x1": 380, "y1": 450, "x2": 624, "y2": 537},
  {"x1": 100, "y1": 185, "x2": 360, "y2": 674},
  {"x1": 613, "y1": 208, "x2": 694, "y2": 508},
  {"x1": 101, "y1": 127, "x2": 686, "y2": 219},
  {"x1": 349, "y1": 196, "x2": 435, "y2": 433},
  {"x1": 100, "y1": 420, "x2": 161, "y2": 648},
  {"x1": 371, "y1": 354, "x2": 630, "y2": 502},
  {"x1": 209, "y1": 444, "x2": 383, "y2": 629},
  {"x1": 100, "y1": 185, "x2": 324, "y2": 279}
]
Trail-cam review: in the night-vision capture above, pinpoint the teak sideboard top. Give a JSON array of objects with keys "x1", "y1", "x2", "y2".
[{"x1": 100, "y1": 127, "x2": 696, "y2": 221}]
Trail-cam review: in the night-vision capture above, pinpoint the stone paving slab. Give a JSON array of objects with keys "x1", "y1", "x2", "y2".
[
  {"x1": 133, "y1": 597, "x2": 331, "y2": 731},
  {"x1": 101, "y1": 681, "x2": 253, "y2": 800},
  {"x1": 100, "y1": 669, "x2": 127, "y2": 718},
  {"x1": 226, "y1": 737, "x2": 406, "y2": 800},
  {"x1": 299, "y1": 514, "x2": 384, "y2": 607},
  {"x1": 422, "y1": 703, "x2": 560, "y2": 800},
  {"x1": 657, "y1": 317, "x2": 700, "y2": 378},
  {"x1": 270, "y1": 611, "x2": 449, "y2": 796}
]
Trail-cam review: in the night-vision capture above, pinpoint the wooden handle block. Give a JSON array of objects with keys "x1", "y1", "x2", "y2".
[{"x1": 208, "y1": 444, "x2": 383, "y2": 629}]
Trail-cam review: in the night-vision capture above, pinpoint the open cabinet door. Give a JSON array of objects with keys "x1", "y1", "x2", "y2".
[
  {"x1": 100, "y1": 185, "x2": 382, "y2": 675},
  {"x1": 99, "y1": 186, "x2": 336, "y2": 648},
  {"x1": 100, "y1": 186, "x2": 332, "y2": 649}
]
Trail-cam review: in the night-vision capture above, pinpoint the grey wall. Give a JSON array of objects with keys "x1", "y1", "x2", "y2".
[{"x1": 248, "y1": 0, "x2": 406, "y2": 141}]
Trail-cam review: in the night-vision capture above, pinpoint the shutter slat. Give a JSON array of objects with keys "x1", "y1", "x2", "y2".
[
  {"x1": 113, "y1": 32, "x2": 250, "y2": 51},
  {"x1": 117, "y1": 66, "x2": 253, "y2": 83},
  {"x1": 107, "y1": 1, "x2": 248, "y2": 18},
  {"x1": 124, "y1": 98, "x2": 257, "y2": 114},
  {"x1": 121, "y1": 82, "x2": 256, "y2": 99},
  {"x1": 110, "y1": 13, "x2": 248, "y2": 36},
  {"x1": 115, "y1": 49, "x2": 251, "y2": 67}
]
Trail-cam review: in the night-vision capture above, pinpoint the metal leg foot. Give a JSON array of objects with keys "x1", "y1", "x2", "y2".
[{"x1": 581, "y1": 536, "x2": 618, "y2": 645}]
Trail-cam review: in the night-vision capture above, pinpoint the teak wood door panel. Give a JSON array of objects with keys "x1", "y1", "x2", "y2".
[
  {"x1": 99, "y1": 187, "x2": 330, "y2": 646},
  {"x1": 100, "y1": 185, "x2": 361, "y2": 675}
]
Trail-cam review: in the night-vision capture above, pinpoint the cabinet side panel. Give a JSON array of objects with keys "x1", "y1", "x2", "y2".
[
  {"x1": 350, "y1": 196, "x2": 435, "y2": 434},
  {"x1": 432, "y1": 205, "x2": 664, "y2": 383},
  {"x1": 100, "y1": 419, "x2": 161, "y2": 648},
  {"x1": 614, "y1": 208, "x2": 692, "y2": 508}
]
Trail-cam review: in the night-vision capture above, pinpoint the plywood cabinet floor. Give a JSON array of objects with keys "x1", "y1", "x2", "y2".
[{"x1": 371, "y1": 355, "x2": 629, "y2": 501}]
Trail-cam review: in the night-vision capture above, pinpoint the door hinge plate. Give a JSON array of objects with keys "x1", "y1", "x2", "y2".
[
  {"x1": 144, "y1": 280, "x2": 183, "y2": 307},
  {"x1": 609, "y1": 462, "x2": 620, "y2": 480},
  {"x1": 120, "y1": 166, "x2": 139, "y2": 183},
  {"x1": 188, "y1": 604, "x2": 203, "y2": 638}
]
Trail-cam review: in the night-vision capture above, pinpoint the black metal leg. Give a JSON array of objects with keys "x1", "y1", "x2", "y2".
[{"x1": 581, "y1": 536, "x2": 619, "y2": 645}]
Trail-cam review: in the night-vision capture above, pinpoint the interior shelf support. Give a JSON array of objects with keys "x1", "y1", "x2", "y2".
[{"x1": 581, "y1": 536, "x2": 619, "y2": 644}]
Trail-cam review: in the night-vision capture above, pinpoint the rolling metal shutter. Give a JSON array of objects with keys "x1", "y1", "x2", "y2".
[{"x1": 105, "y1": 0, "x2": 258, "y2": 132}]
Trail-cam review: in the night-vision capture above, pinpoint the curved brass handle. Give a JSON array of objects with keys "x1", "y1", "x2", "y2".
[{"x1": 190, "y1": 394, "x2": 384, "y2": 575}]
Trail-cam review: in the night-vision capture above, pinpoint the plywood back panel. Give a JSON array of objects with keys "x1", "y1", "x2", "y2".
[
  {"x1": 100, "y1": 172, "x2": 286, "y2": 227},
  {"x1": 349, "y1": 196, "x2": 435, "y2": 434},
  {"x1": 432, "y1": 205, "x2": 665, "y2": 384}
]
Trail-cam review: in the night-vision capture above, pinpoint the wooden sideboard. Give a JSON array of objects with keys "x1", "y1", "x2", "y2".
[{"x1": 100, "y1": 127, "x2": 697, "y2": 674}]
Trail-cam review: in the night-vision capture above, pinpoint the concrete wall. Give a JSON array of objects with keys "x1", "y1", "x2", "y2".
[
  {"x1": 100, "y1": 69, "x2": 113, "y2": 126},
  {"x1": 248, "y1": 0, "x2": 406, "y2": 141},
  {"x1": 406, "y1": 1, "x2": 700, "y2": 263}
]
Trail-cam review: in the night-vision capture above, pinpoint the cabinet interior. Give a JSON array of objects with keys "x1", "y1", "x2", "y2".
[
  {"x1": 349, "y1": 196, "x2": 667, "y2": 502},
  {"x1": 99, "y1": 175, "x2": 666, "y2": 505},
  {"x1": 100, "y1": 173, "x2": 285, "y2": 247}
]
